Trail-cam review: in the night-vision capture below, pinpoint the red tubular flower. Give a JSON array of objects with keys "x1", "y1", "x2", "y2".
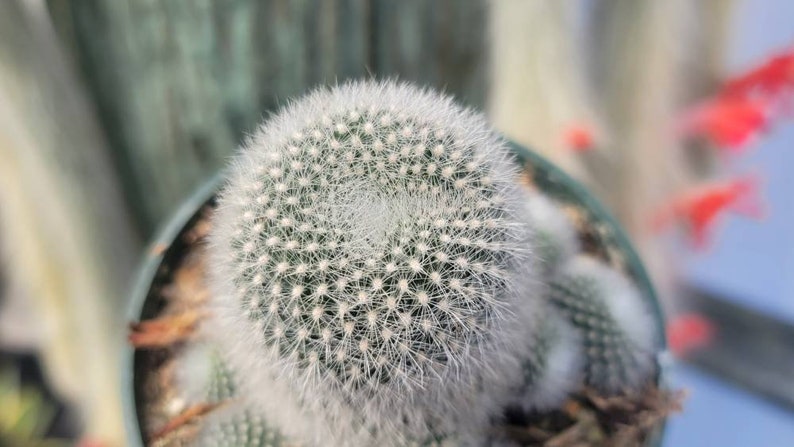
[
  {"x1": 677, "y1": 46, "x2": 794, "y2": 152},
  {"x1": 723, "y1": 48, "x2": 794, "y2": 100},
  {"x1": 650, "y1": 176, "x2": 764, "y2": 248},
  {"x1": 563, "y1": 123, "x2": 595, "y2": 152},
  {"x1": 667, "y1": 313, "x2": 716, "y2": 357},
  {"x1": 678, "y1": 96, "x2": 769, "y2": 151}
]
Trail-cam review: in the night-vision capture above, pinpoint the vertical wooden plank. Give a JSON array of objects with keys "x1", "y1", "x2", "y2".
[
  {"x1": 264, "y1": 0, "x2": 311, "y2": 107},
  {"x1": 372, "y1": 0, "x2": 487, "y2": 108},
  {"x1": 210, "y1": 0, "x2": 260, "y2": 137},
  {"x1": 334, "y1": 0, "x2": 371, "y2": 80},
  {"x1": 587, "y1": 0, "x2": 695, "y2": 232},
  {"x1": 52, "y1": 0, "x2": 372, "y2": 234},
  {"x1": 373, "y1": 0, "x2": 437, "y2": 85},
  {"x1": 307, "y1": 0, "x2": 371, "y2": 85},
  {"x1": 52, "y1": 0, "x2": 485, "y2": 233},
  {"x1": 433, "y1": 0, "x2": 488, "y2": 108}
]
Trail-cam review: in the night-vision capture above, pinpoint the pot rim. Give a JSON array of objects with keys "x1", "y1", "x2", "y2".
[{"x1": 122, "y1": 174, "x2": 222, "y2": 447}]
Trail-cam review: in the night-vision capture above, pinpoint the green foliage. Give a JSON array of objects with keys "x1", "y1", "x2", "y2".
[{"x1": 0, "y1": 366, "x2": 66, "y2": 447}]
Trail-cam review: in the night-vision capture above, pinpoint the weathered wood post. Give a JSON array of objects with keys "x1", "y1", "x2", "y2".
[{"x1": 52, "y1": 0, "x2": 488, "y2": 235}]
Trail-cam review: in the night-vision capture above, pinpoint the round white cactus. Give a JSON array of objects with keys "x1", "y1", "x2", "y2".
[{"x1": 207, "y1": 81, "x2": 545, "y2": 445}]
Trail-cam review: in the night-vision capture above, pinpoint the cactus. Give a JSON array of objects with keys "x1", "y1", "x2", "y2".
[
  {"x1": 546, "y1": 255, "x2": 657, "y2": 393},
  {"x1": 173, "y1": 343, "x2": 236, "y2": 405},
  {"x1": 524, "y1": 193, "x2": 578, "y2": 273},
  {"x1": 198, "y1": 407, "x2": 286, "y2": 447},
  {"x1": 172, "y1": 343, "x2": 293, "y2": 447},
  {"x1": 186, "y1": 345, "x2": 462, "y2": 447},
  {"x1": 512, "y1": 308, "x2": 582, "y2": 411},
  {"x1": 206, "y1": 81, "x2": 548, "y2": 446},
  {"x1": 191, "y1": 80, "x2": 663, "y2": 446}
]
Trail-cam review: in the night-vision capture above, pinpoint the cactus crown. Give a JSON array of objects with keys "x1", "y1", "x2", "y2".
[{"x1": 208, "y1": 81, "x2": 540, "y2": 444}]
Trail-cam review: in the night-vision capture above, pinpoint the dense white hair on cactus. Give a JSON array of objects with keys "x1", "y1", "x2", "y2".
[
  {"x1": 197, "y1": 404, "x2": 286, "y2": 447},
  {"x1": 513, "y1": 309, "x2": 582, "y2": 411},
  {"x1": 524, "y1": 193, "x2": 578, "y2": 272},
  {"x1": 207, "y1": 80, "x2": 542, "y2": 445},
  {"x1": 171, "y1": 339, "x2": 303, "y2": 447},
  {"x1": 548, "y1": 255, "x2": 656, "y2": 393},
  {"x1": 172, "y1": 341, "x2": 216, "y2": 405}
]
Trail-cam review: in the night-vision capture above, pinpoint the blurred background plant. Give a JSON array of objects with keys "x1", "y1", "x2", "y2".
[
  {"x1": 0, "y1": 363, "x2": 69, "y2": 447},
  {"x1": 1, "y1": 0, "x2": 793, "y2": 445}
]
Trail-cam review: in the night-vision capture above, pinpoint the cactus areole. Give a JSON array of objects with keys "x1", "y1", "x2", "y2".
[{"x1": 126, "y1": 81, "x2": 667, "y2": 447}]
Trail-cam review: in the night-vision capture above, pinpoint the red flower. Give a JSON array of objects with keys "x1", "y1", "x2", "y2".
[
  {"x1": 563, "y1": 123, "x2": 595, "y2": 152},
  {"x1": 77, "y1": 438, "x2": 107, "y2": 447},
  {"x1": 678, "y1": 96, "x2": 769, "y2": 151},
  {"x1": 650, "y1": 176, "x2": 764, "y2": 248},
  {"x1": 667, "y1": 313, "x2": 716, "y2": 357},
  {"x1": 677, "y1": 46, "x2": 794, "y2": 152},
  {"x1": 723, "y1": 48, "x2": 794, "y2": 100}
]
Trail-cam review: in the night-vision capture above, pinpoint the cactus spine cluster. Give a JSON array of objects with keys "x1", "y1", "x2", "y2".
[
  {"x1": 511, "y1": 310, "x2": 582, "y2": 411},
  {"x1": 198, "y1": 80, "x2": 659, "y2": 446}
]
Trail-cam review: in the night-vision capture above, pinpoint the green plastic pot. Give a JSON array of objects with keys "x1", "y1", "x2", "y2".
[{"x1": 123, "y1": 141, "x2": 669, "y2": 447}]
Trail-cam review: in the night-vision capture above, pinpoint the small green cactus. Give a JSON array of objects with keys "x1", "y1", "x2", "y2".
[
  {"x1": 173, "y1": 343, "x2": 235, "y2": 405},
  {"x1": 204, "y1": 351, "x2": 236, "y2": 404},
  {"x1": 546, "y1": 256, "x2": 656, "y2": 393},
  {"x1": 174, "y1": 344, "x2": 293, "y2": 446},
  {"x1": 188, "y1": 346, "x2": 460, "y2": 447},
  {"x1": 198, "y1": 407, "x2": 286, "y2": 447},
  {"x1": 512, "y1": 309, "x2": 582, "y2": 411}
]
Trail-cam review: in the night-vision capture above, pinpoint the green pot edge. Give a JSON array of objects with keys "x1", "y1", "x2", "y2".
[
  {"x1": 122, "y1": 142, "x2": 669, "y2": 447},
  {"x1": 122, "y1": 173, "x2": 223, "y2": 447}
]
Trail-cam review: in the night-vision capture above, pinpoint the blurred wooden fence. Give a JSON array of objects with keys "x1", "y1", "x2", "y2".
[{"x1": 51, "y1": 0, "x2": 488, "y2": 234}]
